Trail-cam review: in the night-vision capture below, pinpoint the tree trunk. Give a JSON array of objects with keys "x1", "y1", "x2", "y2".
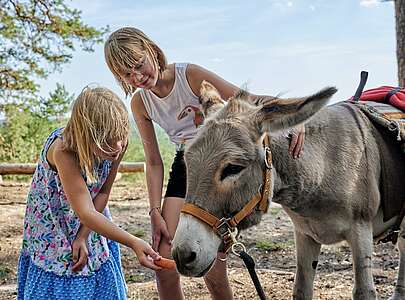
[{"x1": 395, "y1": 0, "x2": 405, "y2": 86}]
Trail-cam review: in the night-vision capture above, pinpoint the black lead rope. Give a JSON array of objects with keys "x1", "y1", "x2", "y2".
[
  {"x1": 352, "y1": 71, "x2": 369, "y2": 102},
  {"x1": 239, "y1": 251, "x2": 267, "y2": 300}
]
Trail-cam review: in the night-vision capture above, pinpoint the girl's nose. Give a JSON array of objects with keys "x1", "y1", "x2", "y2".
[{"x1": 133, "y1": 72, "x2": 144, "y2": 82}]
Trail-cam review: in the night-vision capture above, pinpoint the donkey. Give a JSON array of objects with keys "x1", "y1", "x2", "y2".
[{"x1": 171, "y1": 81, "x2": 405, "y2": 300}]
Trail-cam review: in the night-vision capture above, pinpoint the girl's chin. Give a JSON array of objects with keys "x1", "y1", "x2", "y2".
[{"x1": 139, "y1": 76, "x2": 157, "y2": 89}]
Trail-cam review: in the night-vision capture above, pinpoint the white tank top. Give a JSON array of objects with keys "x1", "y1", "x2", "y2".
[{"x1": 139, "y1": 63, "x2": 204, "y2": 146}]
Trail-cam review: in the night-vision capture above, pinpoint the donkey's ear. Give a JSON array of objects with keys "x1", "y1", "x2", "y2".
[
  {"x1": 199, "y1": 81, "x2": 226, "y2": 118},
  {"x1": 256, "y1": 87, "x2": 337, "y2": 133}
]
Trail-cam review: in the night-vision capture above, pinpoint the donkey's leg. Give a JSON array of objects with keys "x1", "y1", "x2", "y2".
[
  {"x1": 347, "y1": 222, "x2": 378, "y2": 300},
  {"x1": 389, "y1": 222, "x2": 405, "y2": 300},
  {"x1": 293, "y1": 229, "x2": 321, "y2": 300}
]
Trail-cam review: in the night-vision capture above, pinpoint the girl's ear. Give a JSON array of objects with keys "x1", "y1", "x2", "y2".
[
  {"x1": 255, "y1": 87, "x2": 337, "y2": 133},
  {"x1": 199, "y1": 81, "x2": 226, "y2": 118}
]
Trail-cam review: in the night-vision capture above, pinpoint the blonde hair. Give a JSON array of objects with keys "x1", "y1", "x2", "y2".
[
  {"x1": 63, "y1": 86, "x2": 130, "y2": 182},
  {"x1": 104, "y1": 27, "x2": 167, "y2": 97}
]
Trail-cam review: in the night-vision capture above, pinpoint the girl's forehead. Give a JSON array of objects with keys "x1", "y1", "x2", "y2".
[{"x1": 117, "y1": 51, "x2": 147, "y2": 72}]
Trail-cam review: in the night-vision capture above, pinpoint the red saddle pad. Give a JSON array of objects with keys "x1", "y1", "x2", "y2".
[{"x1": 351, "y1": 86, "x2": 405, "y2": 111}]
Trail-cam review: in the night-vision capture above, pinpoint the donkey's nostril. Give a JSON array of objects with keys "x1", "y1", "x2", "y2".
[
  {"x1": 185, "y1": 251, "x2": 197, "y2": 264},
  {"x1": 172, "y1": 245, "x2": 197, "y2": 268}
]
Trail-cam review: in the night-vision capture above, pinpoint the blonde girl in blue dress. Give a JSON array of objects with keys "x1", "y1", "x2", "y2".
[{"x1": 17, "y1": 86, "x2": 161, "y2": 299}]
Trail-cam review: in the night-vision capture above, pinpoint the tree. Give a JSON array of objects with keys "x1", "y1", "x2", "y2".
[
  {"x1": 394, "y1": 0, "x2": 405, "y2": 86},
  {"x1": 0, "y1": 0, "x2": 107, "y2": 103},
  {"x1": 37, "y1": 82, "x2": 74, "y2": 119},
  {"x1": 0, "y1": 83, "x2": 74, "y2": 163}
]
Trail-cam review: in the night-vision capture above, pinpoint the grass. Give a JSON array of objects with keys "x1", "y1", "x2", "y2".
[
  {"x1": 256, "y1": 240, "x2": 294, "y2": 252},
  {"x1": 125, "y1": 273, "x2": 145, "y2": 283},
  {"x1": 269, "y1": 207, "x2": 282, "y2": 216},
  {"x1": 0, "y1": 265, "x2": 11, "y2": 280},
  {"x1": 131, "y1": 229, "x2": 146, "y2": 238}
]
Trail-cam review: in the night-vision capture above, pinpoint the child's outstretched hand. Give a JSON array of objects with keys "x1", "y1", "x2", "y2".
[
  {"x1": 132, "y1": 238, "x2": 162, "y2": 271},
  {"x1": 71, "y1": 237, "x2": 89, "y2": 272}
]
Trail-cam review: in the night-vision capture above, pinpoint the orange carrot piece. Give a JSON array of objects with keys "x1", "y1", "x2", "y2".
[{"x1": 154, "y1": 257, "x2": 176, "y2": 269}]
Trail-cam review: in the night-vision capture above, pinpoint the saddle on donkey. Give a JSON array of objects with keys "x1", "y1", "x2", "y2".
[{"x1": 349, "y1": 79, "x2": 405, "y2": 243}]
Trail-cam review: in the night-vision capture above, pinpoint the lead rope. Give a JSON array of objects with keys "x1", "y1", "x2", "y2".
[
  {"x1": 238, "y1": 250, "x2": 267, "y2": 300},
  {"x1": 228, "y1": 230, "x2": 267, "y2": 300}
]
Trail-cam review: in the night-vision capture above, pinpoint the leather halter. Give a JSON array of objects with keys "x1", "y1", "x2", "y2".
[{"x1": 181, "y1": 133, "x2": 273, "y2": 252}]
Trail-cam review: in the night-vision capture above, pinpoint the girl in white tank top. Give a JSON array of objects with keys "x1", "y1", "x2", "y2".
[{"x1": 105, "y1": 27, "x2": 305, "y2": 300}]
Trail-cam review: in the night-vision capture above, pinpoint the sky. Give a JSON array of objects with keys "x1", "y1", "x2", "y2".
[{"x1": 38, "y1": 0, "x2": 398, "y2": 106}]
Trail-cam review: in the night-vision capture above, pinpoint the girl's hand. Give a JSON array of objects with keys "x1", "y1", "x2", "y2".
[
  {"x1": 132, "y1": 238, "x2": 162, "y2": 271},
  {"x1": 112, "y1": 138, "x2": 129, "y2": 166},
  {"x1": 288, "y1": 124, "x2": 305, "y2": 159},
  {"x1": 150, "y1": 209, "x2": 171, "y2": 251},
  {"x1": 71, "y1": 237, "x2": 89, "y2": 272}
]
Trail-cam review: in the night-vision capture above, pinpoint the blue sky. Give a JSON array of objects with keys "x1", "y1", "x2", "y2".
[{"x1": 38, "y1": 0, "x2": 397, "y2": 105}]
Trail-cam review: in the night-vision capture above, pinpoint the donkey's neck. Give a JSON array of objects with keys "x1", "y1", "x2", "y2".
[{"x1": 269, "y1": 132, "x2": 326, "y2": 214}]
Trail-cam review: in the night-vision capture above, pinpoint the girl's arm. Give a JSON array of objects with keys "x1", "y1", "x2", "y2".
[
  {"x1": 75, "y1": 140, "x2": 128, "y2": 239},
  {"x1": 131, "y1": 93, "x2": 171, "y2": 250},
  {"x1": 186, "y1": 64, "x2": 240, "y2": 100},
  {"x1": 186, "y1": 64, "x2": 305, "y2": 158},
  {"x1": 131, "y1": 93, "x2": 164, "y2": 213},
  {"x1": 52, "y1": 141, "x2": 161, "y2": 270},
  {"x1": 186, "y1": 63, "x2": 266, "y2": 101}
]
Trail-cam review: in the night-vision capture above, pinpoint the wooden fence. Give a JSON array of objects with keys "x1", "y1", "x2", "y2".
[{"x1": 0, "y1": 162, "x2": 145, "y2": 175}]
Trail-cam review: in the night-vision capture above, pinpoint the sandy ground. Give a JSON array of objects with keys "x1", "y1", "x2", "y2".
[{"x1": 0, "y1": 180, "x2": 399, "y2": 299}]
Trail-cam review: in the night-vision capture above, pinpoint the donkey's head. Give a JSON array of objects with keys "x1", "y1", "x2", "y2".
[{"x1": 172, "y1": 81, "x2": 336, "y2": 277}]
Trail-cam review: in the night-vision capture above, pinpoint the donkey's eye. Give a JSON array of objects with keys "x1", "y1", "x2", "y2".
[{"x1": 220, "y1": 164, "x2": 245, "y2": 181}]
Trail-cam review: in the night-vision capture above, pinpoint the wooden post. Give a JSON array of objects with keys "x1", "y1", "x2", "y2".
[{"x1": 0, "y1": 162, "x2": 145, "y2": 175}]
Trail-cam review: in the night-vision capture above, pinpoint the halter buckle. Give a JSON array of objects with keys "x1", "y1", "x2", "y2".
[{"x1": 216, "y1": 218, "x2": 233, "y2": 238}]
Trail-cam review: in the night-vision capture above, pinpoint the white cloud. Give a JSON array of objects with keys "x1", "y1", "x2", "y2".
[
  {"x1": 360, "y1": 0, "x2": 379, "y2": 8},
  {"x1": 287, "y1": 1, "x2": 293, "y2": 7},
  {"x1": 309, "y1": 5, "x2": 316, "y2": 11}
]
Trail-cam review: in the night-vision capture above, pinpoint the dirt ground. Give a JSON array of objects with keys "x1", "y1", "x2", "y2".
[{"x1": 0, "y1": 180, "x2": 399, "y2": 299}]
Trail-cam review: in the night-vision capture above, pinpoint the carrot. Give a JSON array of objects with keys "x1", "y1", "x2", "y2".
[{"x1": 154, "y1": 257, "x2": 176, "y2": 270}]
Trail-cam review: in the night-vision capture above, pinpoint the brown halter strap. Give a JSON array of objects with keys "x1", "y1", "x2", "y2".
[{"x1": 181, "y1": 133, "x2": 273, "y2": 252}]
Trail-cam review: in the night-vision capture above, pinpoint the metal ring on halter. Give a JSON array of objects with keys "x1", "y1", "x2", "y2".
[
  {"x1": 231, "y1": 242, "x2": 246, "y2": 256},
  {"x1": 264, "y1": 147, "x2": 272, "y2": 169},
  {"x1": 218, "y1": 256, "x2": 227, "y2": 262}
]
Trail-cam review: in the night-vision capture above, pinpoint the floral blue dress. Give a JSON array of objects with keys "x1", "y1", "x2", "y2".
[{"x1": 17, "y1": 128, "x2": 127, "y2": 299}]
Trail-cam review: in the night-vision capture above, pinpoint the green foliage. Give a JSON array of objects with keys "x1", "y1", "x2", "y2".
[
  {"x1": 38, "y1": 83, "x2": 74, "y2": 118},
  {"x1": 0, "y1": 83, "x2": 72, "y2": 163},
  {"x1": 121, "y1": 125, "x2": 175, "y2": 183},
  {"x1": 0, "y1": 0, "x2": 108, "y2": 103},
  {"x1": 0, "y1": 104, "x2": 63, "y2": 162}
]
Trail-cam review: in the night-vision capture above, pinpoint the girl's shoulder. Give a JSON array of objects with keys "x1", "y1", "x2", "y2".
[
  {"x1": 183, "y1": 63, "x2": 209, "y2": 97},
  {"x1": 131, "y1": 90, "x2": 151, "y2": 121},
  {"x1": 46, "y1": 137, "x2": 64, "y2": 170}
]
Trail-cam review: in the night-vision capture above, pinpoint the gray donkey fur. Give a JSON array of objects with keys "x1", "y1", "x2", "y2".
[{"x1": 171, "y1": 81, "x2": 405, "y2": 300}]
